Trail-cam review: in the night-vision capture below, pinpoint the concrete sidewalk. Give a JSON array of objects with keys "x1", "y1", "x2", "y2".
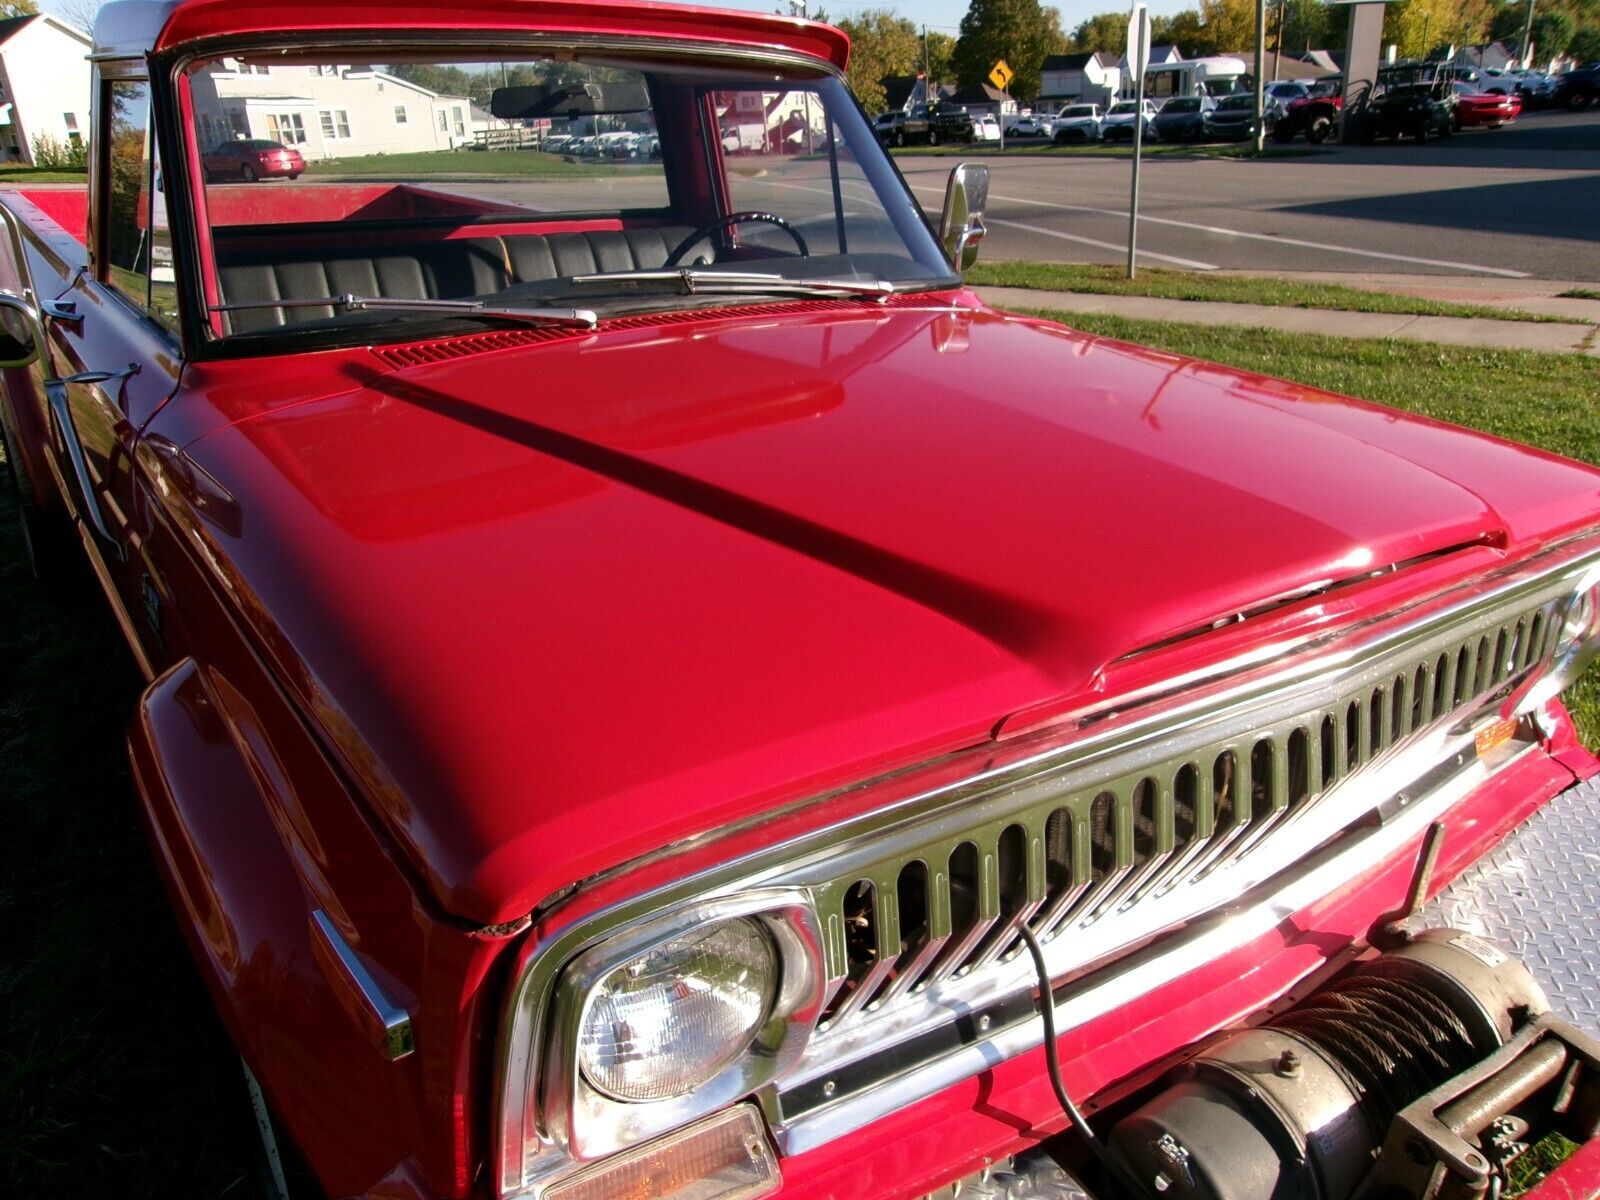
[{"x1": 977, "y1": 286, "x2": 1600, "y2": 357}]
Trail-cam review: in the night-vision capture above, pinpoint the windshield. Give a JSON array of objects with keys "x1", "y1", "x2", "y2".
[
  {"x1": 1163, "y1": 98, "x2": 1201, "y2": 112},
  {"x1": 1218, "y1": 95, "x2": 1255, "y2": 111},
  {"x1": 1062, "y1": 106, "x2": 1096, "y2": 117},
  {"x1": 183, "y1": 47, "x2": 955, "y2": 342},
  {"x1": 1109, "y1": 102, "x2": 1138, "y2": 114}
]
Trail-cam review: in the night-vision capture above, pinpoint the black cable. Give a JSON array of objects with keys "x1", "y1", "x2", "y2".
[{"x1": 1017, "y1": 924, "x2": 1151, "y2": 1200}]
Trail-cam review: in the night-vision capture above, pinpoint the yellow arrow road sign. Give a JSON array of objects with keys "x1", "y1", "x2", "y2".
[{"x1": 988, "y1": 60, "x2": 1014, "y2": 91}]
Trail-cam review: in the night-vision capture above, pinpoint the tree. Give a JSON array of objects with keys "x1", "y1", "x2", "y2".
[
  {"x1": 927, "y1": 30, "x2": 958, "y2": 85},
  {"x1": 1197, "y1": 0, "x2": 1264, "y2": 54},
  {"x1": 952, "y1": 0, "x2": 1069, "y2": 100},
  {"x1": 1383, "y1": 0, "x2": 1493, "y2": 57},
  {"x1": 1570, "y1": 25, "x2": 1600, "y2": 62},
  {"x1": 1152, "y1": 9, "x2": 1211, "y2": 53},
  {"x1": 0, "y1": 0, "x2": 38, "y2": 14},
  {"x1": 833, "y1": 9, "x2": 922, "y2": 114},
  {"x1": 1278, "y1": 0, "x2": 1335, "y2": 52},
  {"x1": 56, "y1": 0, "x2": 99, "y2": 33},
  {"x1": 1529, "y1": 8, "x2": 1576, "y2": 55},
  {"x1": 1070, "y1": 12, "x2": 1126, "y2": 54}
]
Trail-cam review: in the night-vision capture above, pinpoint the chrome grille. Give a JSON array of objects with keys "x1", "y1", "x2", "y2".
[{"x1": 801, "y1": 600, "x2": 1561, "y2": 1033}]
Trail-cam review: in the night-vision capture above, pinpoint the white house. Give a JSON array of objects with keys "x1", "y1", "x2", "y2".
[
  {"x1": 0, "y1": 14, "x2": 92, "y2": 165},
  {"x1": 188, "y1": 60, "x2": 475, "y2": 160},
  {"x1": 1039, "y1": 52, "x2": 1122, "y2": 109}
]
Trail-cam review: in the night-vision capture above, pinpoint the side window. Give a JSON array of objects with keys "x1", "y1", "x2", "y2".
[{"x1": 104, "y1": 79, "x2": 179, "y2": 333}]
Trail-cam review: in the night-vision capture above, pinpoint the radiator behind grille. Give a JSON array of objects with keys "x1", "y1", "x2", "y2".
[{"x1": 807, "y1": 603, "x2": 1557, "y2": 1032}]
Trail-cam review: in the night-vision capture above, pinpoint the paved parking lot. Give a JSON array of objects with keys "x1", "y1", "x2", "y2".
[{"x1": 896, "y1": 109, "x2": 1600, "y2": 281}]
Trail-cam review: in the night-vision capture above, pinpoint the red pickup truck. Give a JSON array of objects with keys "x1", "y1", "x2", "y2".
[{"x1": 5, "y1": 3, "x2": 1600, "y2": 1200}]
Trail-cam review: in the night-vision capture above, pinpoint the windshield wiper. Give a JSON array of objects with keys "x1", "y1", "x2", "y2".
[
  {"x1": 211, "y1": 294, "x2": 599, "y2": 330},
  {"x1": 566, "y1": 268, "x2": 896, "y2": 303}
]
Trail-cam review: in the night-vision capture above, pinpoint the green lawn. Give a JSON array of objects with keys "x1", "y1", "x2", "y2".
[
  {"x1": 1013, "y1": 308, "x2": 1600, "y2": 743},
  {"x1": 1559, "y1": 288, "x2": 1600, "y2": 301},
  {"x1": 969, "y1": 261, "x2": 1564, "y2": 324},
  {"x1": 0, "y1": 166, "x2": 88, "y2": 185},
  {"x1": 304, "y1": 148, "x2": 659, "y2": 180}
]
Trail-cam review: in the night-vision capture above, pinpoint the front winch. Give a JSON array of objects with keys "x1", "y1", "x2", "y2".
[{"x1": 1110, "y1": 929, "x2": 1598, "y2": 1200}]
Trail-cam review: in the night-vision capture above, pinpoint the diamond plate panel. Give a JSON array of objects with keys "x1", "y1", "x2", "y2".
[{"x1": 1423, "y1": 773, "x2": 1600, "y2": 1032}]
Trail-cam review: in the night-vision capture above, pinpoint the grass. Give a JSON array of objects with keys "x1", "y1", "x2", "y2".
[
  {"x1": 1012, "y1": 308, "x2": 1600, "y2": 742},
  {"x1": 3, "y1": 317, "x2": 1599, "y2": 1191},
  {"x1": 968, "y1": 261, "x2": 1564, "y2": 323},
  {"x1": 1506, "y1": 1132, "x2": 1581, "y2": 1197},
  {"x1": 1559, "y1": 288, "x2": 1600, "y2": 301},
  {"x1": 0, "y1": 471, "x2": 255, "y2": 1194},
  {"x1": 303, "y1": 148, "x2": 660, "y2": 180},
  {"x1": 0, "y1": 166, "x2": 88, "y2": 185}
]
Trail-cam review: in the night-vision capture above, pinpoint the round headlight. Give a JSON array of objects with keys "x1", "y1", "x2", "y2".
[{"x1": 577, "y1": 918, "x2": 775, "y2": 1102}]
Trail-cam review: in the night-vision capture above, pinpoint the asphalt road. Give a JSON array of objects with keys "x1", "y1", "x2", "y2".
[{"x1": 895, "y1": 108, "x2": 1600, "y2": 281}]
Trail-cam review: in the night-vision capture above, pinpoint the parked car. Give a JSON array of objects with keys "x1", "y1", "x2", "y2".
[
  {"x1": 1100, "y1": 97, "x2": 1160, "y2": 141},
  {"x1": 973, "y1": 112, "x2": 1001, "y2": 142},
  {"x1": 1360, "y1": 83, "x2": 1455, "y2": 141},
  {"x1": 5, "y1": 5, "x2": 1600, "y2": 1200},
  {"x1": 1151, "y1": 95, "x2": 1213, "y2": 141},
  {"x1": 873, "y1": 110, "x2": 905, "y2": 145},
  {"x1": 1510, "y1": 69, "x2": 1560, "y2": 106},
  {"x1": 1450, "y1": 81, "x2": 1522, "y2": 129},
  {"x1": 200, "y1": 138, "x2": 305, "y2": 182},
  {"x1": 1005, "y1": 113, "x2": 1055, "y2": 139},
  {"x1": 1263, "y1": 80, "x2": 1311, "y2": 124},
  {"x1": 1556, "y1": 64, "x2": 1600, "y2": 109},
  {"x1": 1273, "y1": 84, "x2": 1342, "y2": 143},
  {"x1": 1203, "y1": 93, "x2": 1259, "y2": 140},
  {"x1": 896, "y1": 102, "x2": 975, "y2": 146},
  {"x1": 1051, "y1": 103, "x2": 1104, "y2": 142}
]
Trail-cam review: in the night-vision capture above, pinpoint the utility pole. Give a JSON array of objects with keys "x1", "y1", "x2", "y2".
[
  {"x1": 1252, "y1": 0, "x2": 1267, "y2": 152},
  {"x1": 1272, "y1": 0, "x2": 1287, "y2": 83},
  {"x1": 1519, "y1": 0, "x2": 1536, "y2": 68},
  {"x1": 924, "y1": 25, "x2": 932, "y2": 98}
]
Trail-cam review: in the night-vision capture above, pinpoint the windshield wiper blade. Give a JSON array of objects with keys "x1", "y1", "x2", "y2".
[
  {"x1": 567, "y1": 268, "x2": 896, "y2": 302},
  {"x1": 211, "y1": 294, "x2": 599, "y2": 330}
]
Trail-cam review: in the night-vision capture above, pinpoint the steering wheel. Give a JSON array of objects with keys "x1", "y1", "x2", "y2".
[{"x1": 665, "y1": 211, "x2": 809, "y2": 266}]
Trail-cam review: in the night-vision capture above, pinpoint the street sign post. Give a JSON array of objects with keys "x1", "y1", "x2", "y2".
[
  {"x1": 1125, "y1": 3, "x2": 1152, "y2": 278},
  {"x1": 990, "y1": 59, "x2": 1014, "y2": 150}
]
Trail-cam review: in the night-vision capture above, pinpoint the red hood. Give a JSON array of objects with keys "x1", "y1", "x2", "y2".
[{"x1": 171, "y1": 301, "x2": 1600, "y2": 923}]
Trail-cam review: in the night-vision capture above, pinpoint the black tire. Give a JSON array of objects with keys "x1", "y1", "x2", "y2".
[
  {"x1": 1, "y1": 419, "x2": 86, "y2": 599},
  {"x1": 1308, "y1": 116, "x2": 1332, "y2": 143},
  {"x1": 893, "y1": 129, "x2": 904, "y2": 147},
  {"x1": 928, "y1": 129, "x2": 939, "y2": 146},
  {"x1": 1272, "y1": 123, "x2": 1296, "y2": 143},
  {"x1": 288, "y1": 172, "x2": 301, "y2": 180},
  {"x1": 1414, "y1": 120, "x2": 1428, "y2": 141},
  {"x1": 1565, "y1": 89, "x2": 1592, "y2": 111},
  {"x1": 240, "y1": 163, "x2": 257, "y2": 182}
]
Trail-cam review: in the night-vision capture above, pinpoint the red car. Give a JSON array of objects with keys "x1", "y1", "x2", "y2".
[
  {"x1": 3, "y1": 3, "x2": 1600, "y2": 1200},
  {"x1": 202, "y1": 137, "x2": 305, "y2": 182},
  {"x1": 1452, "y1": 81, "x2": 1524, "y2": 128}
]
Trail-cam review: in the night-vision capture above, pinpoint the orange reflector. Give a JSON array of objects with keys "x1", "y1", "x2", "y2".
[
  {"x1": 1475, "y1": 717, "x2": 1519, "y2": 759},
  {"x1": 545, "y1": 1106, "x2": 780, "y2": 1200}
]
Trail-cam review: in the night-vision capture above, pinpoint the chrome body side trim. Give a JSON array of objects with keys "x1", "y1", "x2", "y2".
[{"x1": 309, "y1": 910, "x2": 414, "y2": 1062}]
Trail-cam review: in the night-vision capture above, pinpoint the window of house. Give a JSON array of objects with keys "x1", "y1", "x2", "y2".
[
  {"x1": 103, "y1": 79, "x2": 178, "y2": 334},
  {"x1": 437, "y1": 110, "x2": 448, "y2": 132},
  {"x1": 393, "y1": 105, "x2": 408, "y2": 124},
  {"x1": 453, "y1": 106, "x2": 466, "y2": 137},
  {"x1": 311, "y1": 65, "x2": 340, "y2": 77},
  {"x1": 264, "y1": 112, "x2": 307, "y2": 144},
  {"x1": 319, "y1": 109, "x2": 351, "y2": 139},
  {"x1": 63, "y1": 112, "x2": 77, "y2": 131}
]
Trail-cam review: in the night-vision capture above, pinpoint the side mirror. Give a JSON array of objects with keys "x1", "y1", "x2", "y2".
[
  {"x1": 938, "y1": 162, "x2": 988, "y2": 272},
  {"x1": 0, "y1": 290, "x2": 43, "y2": 368}
]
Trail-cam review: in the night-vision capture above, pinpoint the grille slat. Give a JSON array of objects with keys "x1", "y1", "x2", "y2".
[{"x1": 801, "y1": 596, "x2": 1563, "y2": 1042}]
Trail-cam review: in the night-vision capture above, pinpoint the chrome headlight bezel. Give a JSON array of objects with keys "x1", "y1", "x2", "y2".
[
  {"x1": 1515, "y1": 572, "x2": 1600, "y2": 715},
  {"x1": 542, "y1": 890, "x2": 824, "y2": 1162}
]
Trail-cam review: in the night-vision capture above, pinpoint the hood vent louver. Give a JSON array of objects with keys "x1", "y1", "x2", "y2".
[{"x1": 370, "y1": 294, "x2": 939, "y2": 370}]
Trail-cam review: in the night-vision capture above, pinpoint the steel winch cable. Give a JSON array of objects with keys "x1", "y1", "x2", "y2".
[
  {"x1": 1271, "y1": 971, "x2": 1493, "y2": 1133},
  {"x1": 1017, "y1": 925, "x2": 1153, "y2": 1200}
]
